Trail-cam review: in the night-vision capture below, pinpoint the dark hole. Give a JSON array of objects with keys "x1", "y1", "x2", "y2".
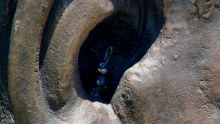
[{"x1": 78, "y1": 0, "x2": 165, "y2": 103}]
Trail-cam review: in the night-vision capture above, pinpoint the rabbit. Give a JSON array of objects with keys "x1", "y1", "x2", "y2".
[
  {"x1": 97, "y1": 47, "x2": 112, "y2": 86},
  {"x1": 89, "y1": 46, "x2": 113, "y2": 98}
]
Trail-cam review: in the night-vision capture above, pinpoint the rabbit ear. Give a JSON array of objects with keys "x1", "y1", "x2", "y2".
[
  {"x1": 104, "y1": 46, "x2": 112, "y2": 64},
  {"x1": 89, "y1": 48, "x2": 100, "y2": 61}
]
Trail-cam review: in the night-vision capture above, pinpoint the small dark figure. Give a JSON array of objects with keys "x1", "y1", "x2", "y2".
[{"x1": 90, "y1": 46, "x2": 113, "y2": 98}]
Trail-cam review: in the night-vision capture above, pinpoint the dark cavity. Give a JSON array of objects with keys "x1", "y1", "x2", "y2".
[{"x1": 78, "y1": 0, "x2": 165, "y2": 103}]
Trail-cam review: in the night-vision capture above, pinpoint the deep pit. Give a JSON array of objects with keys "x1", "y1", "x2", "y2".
[{"x1": 78, "y1": 0, "x2": 165, "y2": 103}]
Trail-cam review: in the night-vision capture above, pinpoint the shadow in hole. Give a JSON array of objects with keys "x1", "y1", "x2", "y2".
[{"x1": 78, "y1": 0, "x2": 165, "y2": 103}]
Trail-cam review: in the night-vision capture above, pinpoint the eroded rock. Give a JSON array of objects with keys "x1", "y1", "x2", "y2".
[
  {"x1": 0, "y1": 0, "x2": 220, "y2": 124},
  {"x1": 112, "y1": 0, "x2": 220, "y2": 123}
]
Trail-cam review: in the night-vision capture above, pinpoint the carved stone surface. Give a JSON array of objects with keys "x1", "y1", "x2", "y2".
[{"x1": 0, "y1": 0, "x2": 220, "y2": 124}]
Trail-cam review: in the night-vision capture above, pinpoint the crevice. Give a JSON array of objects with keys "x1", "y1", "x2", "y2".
[{"x1": 0, "y1": 0, "x2": 18, "y2": 123}]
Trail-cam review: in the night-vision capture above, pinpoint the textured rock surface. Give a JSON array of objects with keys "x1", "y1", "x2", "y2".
[
  {"x1": 112, "y1": 0, "x2": 220, "y2": 123},
  {"x1": 0, "y1": 0, "x2": 220, "y2": 124}
]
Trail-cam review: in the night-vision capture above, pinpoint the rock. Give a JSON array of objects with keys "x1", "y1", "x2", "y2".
[
  {"x1": 112, "y1": 0, "x2": 220, "y2": 123},
  {"x1": 1, "y1": 0, "x2": 220, "y2": 124}
]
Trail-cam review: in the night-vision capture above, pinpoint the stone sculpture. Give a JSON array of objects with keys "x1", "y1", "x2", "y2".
[{"x1": 0, "y1": 0, "x2": 220, "y2": 123}]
